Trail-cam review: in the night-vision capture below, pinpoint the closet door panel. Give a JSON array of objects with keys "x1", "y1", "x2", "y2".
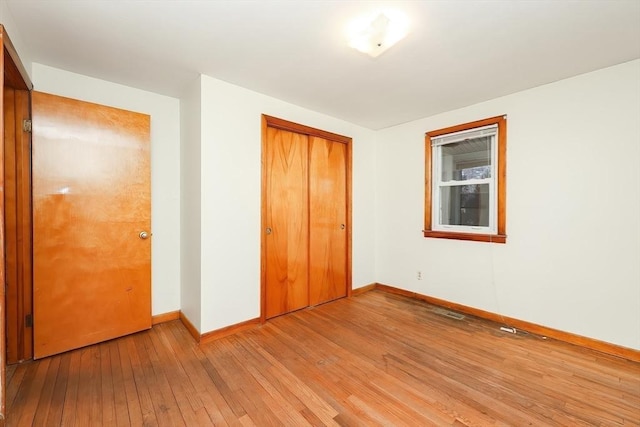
[
  {"x1": 264, "y1": 127, "x2": 309, "y2": 318},
  {"x1": 309, "y1": 137, "x2": 347, "y2": 306}
]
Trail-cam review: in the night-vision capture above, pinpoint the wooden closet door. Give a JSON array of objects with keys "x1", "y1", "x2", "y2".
[
  {"x1": 309, "y1": 137, "x2": 347, "y2": 306},
  {"x1": 264, "y1": 127, "x2": 309, "y2": 319}
]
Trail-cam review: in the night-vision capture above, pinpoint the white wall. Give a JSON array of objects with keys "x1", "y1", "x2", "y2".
[
  {"x1": 180, "y1": 76, "x2": 202, "y2": 330},
  {"x1": 32, "y1": 64, "x2": 182, "y2": 316},
  {"x1": 0, "y1": 3, "x2": 32, "y2": 79},
  {"x1": 198, "y1": 75, "x2": 377, "y2": 333},
  {"x1": 375, "y1": 59, "x2": 640, "y2": 350},
  {"x1": 14, "y1": 20, "x2": 636, "y2": 351}
]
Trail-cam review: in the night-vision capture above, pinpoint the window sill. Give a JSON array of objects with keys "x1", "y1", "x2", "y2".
[{"x1": 423, "y1": 230, "x2": 506, "y2": 244}]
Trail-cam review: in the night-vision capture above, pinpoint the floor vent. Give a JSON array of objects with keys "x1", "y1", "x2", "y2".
[{"x1": 431, "y1": 307, "x2": 466, "y2": 320}]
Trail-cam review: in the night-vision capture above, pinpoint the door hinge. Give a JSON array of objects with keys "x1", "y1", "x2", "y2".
[
  {"x1": 23, "y1": 119, "x2": 32, "y2": 133},
  {"x1": 25, "y1": 314, "x2": 33, "y2": 328}
]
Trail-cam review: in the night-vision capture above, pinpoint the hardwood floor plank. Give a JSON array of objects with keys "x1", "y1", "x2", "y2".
[
  {"x1": 155, "y1": 324, "x2": 205, "y2": 414},
  {"x1": 6, "y1": 364, "x2": 17, "y2": 386},
  {"x1": 148, "y1": 324, "x2": 212, "y2": 426},
  {"x1": 197, "y1": 348, "x2": 248, "y2": 424},
  {"x1": 164, "y1": 322, "x2": 233, "y2": 425},
  {"x1": 100, "y1": 344, "x2": 117, "y2": 426},
  {"x1": 5, "y1": 363, "x2": 28, "y2": 410},
  {"x1": 5, "y1": 291, "x2": 640, "y2": 426},
  {"x1": 236, "y1": 335, "x2": 340, "y2": 425},
  {"x1": 133, "y1": 331, "x2": 186, "y2": 426},
  {"x1": 201, "y1": 339, "x2": 284, "y2": 425},
  {"x1": 73, "y1": 345, "x2": 102, "y2": 425},
  {"x1": 59, "y1": 348, "x2": 81, "y2": 426},
  {"x1": 116, "y1": 337, "x2": 143, "y2": 426},
  {"x1": 42, "y1": 352, "x2": 70, "y2": 426},
  {"x1": 123, "y1": 335, "x2": 158, "y2": 426},
  {"x1": 104, "y1": 340, "x2": 129, "y2": 427},
  {"x1": 14, "y1": 358, "x2": 50, "y2": 427},
  {"x1": 243, "y1": 365, "x2": 313, "y2": 426},
  {"x1": 31, "y1": 355, "x2": 61, "y2": 426}
]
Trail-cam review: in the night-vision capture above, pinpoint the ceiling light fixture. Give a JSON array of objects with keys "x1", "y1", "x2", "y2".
[{"x1": 347, "y1": 10, "x2": 409, "y2": 58}]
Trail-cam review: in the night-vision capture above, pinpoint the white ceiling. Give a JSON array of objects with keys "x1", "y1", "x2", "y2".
[{"x1": 6, "y1": 0, "x2": 640, "y2": 130}]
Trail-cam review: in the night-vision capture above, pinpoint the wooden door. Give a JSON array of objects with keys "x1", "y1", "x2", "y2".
[
  {"x1": 262, "y1": 115, "x2": 352, "y2": 321},
  {"x1": 309, "y1": 137, "x2": 347, "y2": 305},
  {"x1": 264, "y1": 127, "x2": 309, "y2": 319},
  {"x1": 32, "y1": 91, "x2": 151, "y2": 359}
]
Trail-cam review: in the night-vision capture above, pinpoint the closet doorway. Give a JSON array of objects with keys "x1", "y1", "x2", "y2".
[{"x1": 261, "y1": 115, "x2": 352, "y2": 320}]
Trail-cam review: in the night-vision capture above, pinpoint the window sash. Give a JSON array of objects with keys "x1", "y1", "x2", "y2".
[
  {"x1": 439, "y1": 178, "x2": 492, "y2": 186},
  {"x1": 432, "y1": 134, "x2": 497, "y2": 234},
  {"x1": 431, "y1": 124, "x2": 498, "y2": 147}
]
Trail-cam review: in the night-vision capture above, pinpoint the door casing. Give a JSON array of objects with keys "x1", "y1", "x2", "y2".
[
  {"x1": 3, "y1": 86, "x2": 32, "y2": 365},
  {"x1": 0, "y1": 23, "x2": 33, "y2": 424}
]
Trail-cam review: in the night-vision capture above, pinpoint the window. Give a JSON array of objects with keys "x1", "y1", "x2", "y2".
[{"x1": 424, "y1": 116, "x2": 507, "y2": 243}]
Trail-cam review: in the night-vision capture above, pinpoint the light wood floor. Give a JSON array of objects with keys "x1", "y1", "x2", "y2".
[{"x1": 6, "y1": 290, "x2": 640, "y2": 426}]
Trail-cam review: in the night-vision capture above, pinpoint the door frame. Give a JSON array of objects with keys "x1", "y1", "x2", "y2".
[
  {"x1": 260, "y1": 114, "x2": 352, "y2": 323},
  {"x1": 3, "y1": 81, "x2": 32, "y2": 365},
  {"x1": 0, "y1": 24, "x2": 33, "y2": 424}
]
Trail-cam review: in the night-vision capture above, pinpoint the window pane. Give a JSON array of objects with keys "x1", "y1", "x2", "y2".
[
  {"x1": 441, "y1": 136, "x2": 492, "y2": 181},
  {"x1": 439, "y1": 184, "x2": 490, "y2": 227}
]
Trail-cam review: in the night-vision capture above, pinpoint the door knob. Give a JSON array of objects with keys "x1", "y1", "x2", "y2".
[
  {"x1": 265, "y1": 227, "x2": 272, "y2": 235},
  {"x1": 139, "y1": 231, "x2": 150, "y2": 240},
  {"x1": 340, "y1": 224, "x2": 345, "y2": 230}
]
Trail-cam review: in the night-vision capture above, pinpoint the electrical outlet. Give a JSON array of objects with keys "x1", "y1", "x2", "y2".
[{"x1": 417, "y1": 271, "x2": 422, "y2": 280}]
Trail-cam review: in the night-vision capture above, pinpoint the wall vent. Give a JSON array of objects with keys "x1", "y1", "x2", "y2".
[{"x1": 431, "y1": 307, "x2": 466, "y2": 321}]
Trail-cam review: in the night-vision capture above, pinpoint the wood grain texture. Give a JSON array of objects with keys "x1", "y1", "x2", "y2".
[
  {"x1": 179, "y1": 311, "x2": 200, "y2": 343},
  {"x1": 263, "y1": 115, "x2": 351, "y2": 145},
  {"x1": 199, "y1": 317, "x2": 260, "y2": 345},
  {"x1": 5, "y1": 291, "x2": 639, "y2": 426},
  {"x1": 309, "y1": 137, "x2": 347, "y2": 306},
  {"x1": 15, "y1": 90, "x2": 32, "y2": 363},
  {"x1": 152, "y1": 311, "x2": 180, "y2": 325},
  {"x1": 0, "y1": 28, "x2": 6, "y2": 424},
  {"x1": 375, "y1": 282, "x2": 640, "y2": 363},
  {"x1": 4, "y1": 87, "x2": 18, "y2": 365},
  {"x1": 32, "y1": 91, "x2": 152, "y2": 359},
  {"x1": 351, "y1": 283, "x2": 376, "y2": 296},
  {"x1": 4, "y1": 88, "x2": 32, "y2": 364},
  {"x1": 262, "y1": 115, "x2": 353, "y2": 320},
  {"x1": 1, "y1": 24, "x2": 34, "y2": 422},
  {"x1": 264, "y1": 127, "x2": 310, "y2": 319}
]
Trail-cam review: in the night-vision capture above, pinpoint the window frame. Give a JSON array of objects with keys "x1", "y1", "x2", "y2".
[{"x1": 424, "y1": 115, "x2": 507, "y2": 243}]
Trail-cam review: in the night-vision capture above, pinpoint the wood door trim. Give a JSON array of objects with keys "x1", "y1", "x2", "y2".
[
  {"x1": 0, "y1": 26, "x2": 32, "y2": 91},
  {"x1": 261, "y1": 115, "x2": 353, "y2": 322},
  {"x1": 0, "y1": 36, "x2": 5, "y2": 425},
  {"x1": 3, "y1": 88, "x2": 33, "y2": 364},
  {"x1": 152, "y1": 311, "x2": 180, "y2": 325},
  {"x1": 345, "y1": 135, "x2": 353, "y2": 298},
  {"x1": 199, "y1": 317, "x2": 261, "y2": 345},
  {"x1": 0, "y1": 24, "x2": 33, "y2": 425},
  {"x1": 260, "y1": 116, "x2": 268, "y2": 323},
  {"x1": 263, "y1": 115, "x2": 351, "y2": 145}
]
